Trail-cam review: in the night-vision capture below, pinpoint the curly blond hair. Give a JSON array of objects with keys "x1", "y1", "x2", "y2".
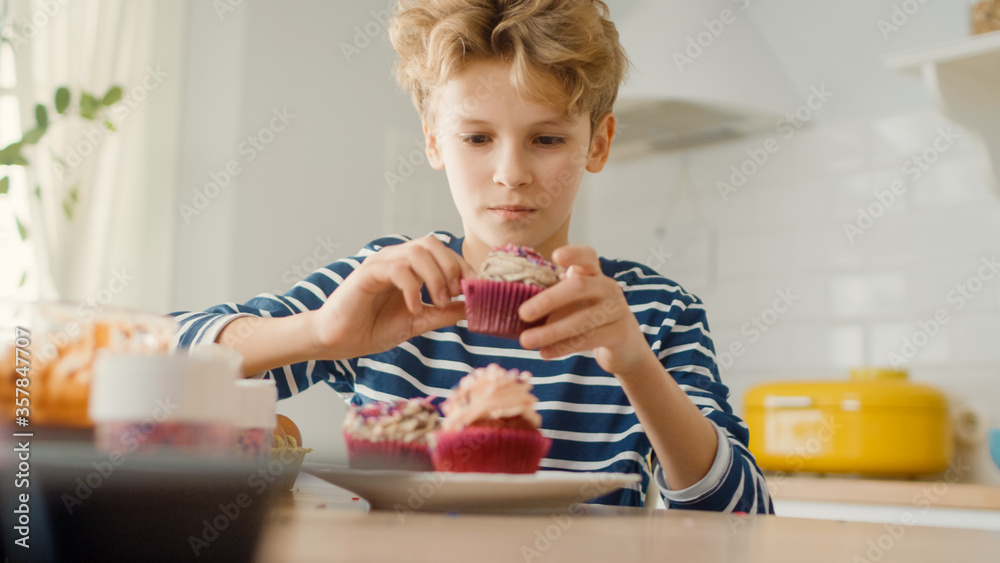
[{"x1": 389, "y1": 0, "x2": 629, "y2": 134}]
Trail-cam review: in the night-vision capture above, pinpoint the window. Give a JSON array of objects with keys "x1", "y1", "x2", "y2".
[{"x1": 0, "y1": 11, "x2": 39, "y2": 300}]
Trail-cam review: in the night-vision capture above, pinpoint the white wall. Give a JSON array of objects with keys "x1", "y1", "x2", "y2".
[
  {"x1": 171, "y1": 0, "x2": 1000, "y2": 479},
  {"x1": 171, "y1": 0, "x2": 247, "y2": 311},
  {"x1": 172, "y1": 0, "x2": 450, "y2": 311}
]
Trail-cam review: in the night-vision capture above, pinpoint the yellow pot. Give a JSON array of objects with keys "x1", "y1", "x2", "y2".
[{"x1": 744, "y1": 369, "x2": 952, "y2": 475}]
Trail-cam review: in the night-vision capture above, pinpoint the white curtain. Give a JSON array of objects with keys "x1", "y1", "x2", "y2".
[{"x1": 12, "y1": 0, "x2": 185, "y2": 312}]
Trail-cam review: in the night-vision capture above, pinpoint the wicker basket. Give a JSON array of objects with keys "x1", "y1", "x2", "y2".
[{"x1": 972, "y1": 1, "x2": 1000, "y2": 34}]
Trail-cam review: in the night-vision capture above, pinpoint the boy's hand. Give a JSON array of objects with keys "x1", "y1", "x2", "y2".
[
  {"x1": 518, "y1": 246, "x2": 656, "y2": 377},
  {"x1": 309, "y1": 236, "x2": 475, "y2": 360}
]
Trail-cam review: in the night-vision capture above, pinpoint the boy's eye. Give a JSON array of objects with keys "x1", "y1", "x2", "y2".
[
  {"x1": 461, "y1": 134, "x2": 490, "y2": 145},
  {"x1": 536, "y1": 136, "x2": 566, "y2": 146}
]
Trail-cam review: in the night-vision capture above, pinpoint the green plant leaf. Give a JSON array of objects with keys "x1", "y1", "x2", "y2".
[
  {"x1": 35, "y1": 104, "x2": 48, "y2": 129},
  {"x1": 48, "y1": 149, "x2": 67, "y2": 167},
  {"x1": 69, "y1": 185, "x2": 78, "y2": 202},
  {"x1": 55, "y1": 87, "x2": 71, "y2": 114},
  {"x1": 18, "y1": 271, "x2": 26, "y2": 287},
  {"x1": 62, "y1": 200, "x2": 73, "y2": 219},
  {"x1": 101, "y1": 85, "x2": 122, "y2": 106},
  {"x1": 104, "y1": 120, "x2": 117, "y2": 132},
  {"x1": 0, "y1": 176, "x2": 8, "y2": 195},
  {"x1": 0, "y1": 143, "x2": 28, "y2": 166},
  {"x1": 80, "y1": 92, "x2": 98, "y2": 120},
  {"x1": 34, "y1": 185, "x2": 41, "y2": 200},
  {"x1": 21, "y1": 127, "x2": 44, "y2": 145},
  {"x1": 15, "y1": 215, "x2": 27, "y2": 240}
]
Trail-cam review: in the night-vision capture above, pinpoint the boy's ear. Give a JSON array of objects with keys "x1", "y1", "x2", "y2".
[
  {"x1": 423, "y1": 123, "x2": 445, "y2": 170},
  {"x1": 585, "y1": 112, "x2": 615, "y2": 173}
]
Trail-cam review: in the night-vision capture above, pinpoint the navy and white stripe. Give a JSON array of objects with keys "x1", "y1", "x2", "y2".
[{"x1": 172, "y1": 231, "x2": 772, "y2": 513}]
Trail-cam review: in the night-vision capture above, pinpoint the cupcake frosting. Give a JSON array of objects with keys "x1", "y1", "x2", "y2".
[
  {"x1": 272, "y1": 433, "x2": 312, "y2": 452},
  {"x1": 440, "y1": 364, "x2": 542, "y2": 432},
  {"x1": 342, "y1": 398, "x2": 440, "y2": 444},
  {"x1": 479, "y1": 245, "x2": 564, "y2": 288}
]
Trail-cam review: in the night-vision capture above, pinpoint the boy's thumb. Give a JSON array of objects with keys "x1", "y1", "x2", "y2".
[{"x1": 417, "y1": 301, "x2": 466, "y2": 333}]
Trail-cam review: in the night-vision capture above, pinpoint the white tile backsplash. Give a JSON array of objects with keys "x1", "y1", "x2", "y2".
[
  {"x1": 950, "y1": 313, "x2": 1000, "y2": 364},
  {"x1": 827, "y1": 324, "x2": 867, "y2": 368},
  {"x1": 747, "y1": 178, "x2": 830, "y2": 224},
  {"x1": 868, "y1": 321, "x2": 953, "y2": 367},
  {"x1": 912, "y1": 156, "x2": 995, "y2": 208},
  {"x1": 828, "y1": 167, "x2": 911, "y2": 212},
  {"x1": 953, "y1": 209, "x2": 1000, "y2": 257},
  {"x1": 586, "y1": 109, "x2": 1000, "y2": 483},
  {"x1": 829, "y1": 272, "x2": 909, "y2": 319},
  {"x1": 712, "y1": 322, "x2": 790, "y2": 372},
  {"x1": 909, "y1": 256, "x2": 1000, "y2": 314}
]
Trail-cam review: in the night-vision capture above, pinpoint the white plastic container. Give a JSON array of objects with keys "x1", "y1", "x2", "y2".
[
  {"x1": 89, "y1": 354, "x2": 239, "y2": 455},
  {"x1": 233, "y1": 379, "x2": 277, "y2": 461}
]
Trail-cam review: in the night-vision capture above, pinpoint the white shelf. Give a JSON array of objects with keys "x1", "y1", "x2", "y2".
[
  {"x1": 885, "y1": 31, "x2": 1000, "y2": 196},
  {"x1": 885, "y1": 31, "x2": 1000, "y2": 76}
]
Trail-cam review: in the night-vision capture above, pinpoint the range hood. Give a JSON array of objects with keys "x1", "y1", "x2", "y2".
[{"x1": 609, "y1": 0, "x2": 799, "y2": 157}]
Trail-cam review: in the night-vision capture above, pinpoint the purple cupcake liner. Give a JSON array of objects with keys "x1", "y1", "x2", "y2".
[
  {"x1": 343, "y1": 431, "x2": 434, "y2": 471},
  {"x1": 461, "y1": 279, "x2": 546, "y2": 340}
]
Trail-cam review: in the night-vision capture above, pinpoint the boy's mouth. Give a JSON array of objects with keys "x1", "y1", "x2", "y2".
[{"x1": 489, "y1": 206, "x2": 536, "y2": 220}]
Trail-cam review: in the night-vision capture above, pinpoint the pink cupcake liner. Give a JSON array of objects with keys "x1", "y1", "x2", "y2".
[
  {"x1": 343, "y1": 432, "x2": 434, "y2": 471},
  {"x1": 235, "y1": 428, "x2": 271, "y2": 461},
  {"x1": 461, "y1": 279, "x2": 546, "y2": 340},
  {"x1": 431, "y1": 427, "x2": 551, "y2": 474},
  {"x1": 96, "y1": 420, "x2": 233, "y2": 455}
]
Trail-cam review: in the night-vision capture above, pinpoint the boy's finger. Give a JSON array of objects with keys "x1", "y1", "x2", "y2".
[
  {"x1": 520, "y1": 302, "x2": 616, "y2": 350},
  {"x1": 538, "y1": 326, "x2": 609, "y2": 360},
  {"x1": 381, "y1": 262, "x2": 424, "y2": 315},
  {"x1": 519, "y1": 275, "x2": 598, "y2": 322},
  {"x1": 458, "y1": 256, "x2": 477, "y2": 280},
  {"x1": 552, "y1": 246, "x2": 601, "y2": 275},
  {"x1": 407, "y1": 246, "x2": 452, "y2": 307},
  {"x1": 418, "y1": 301, "x2": 467, "y2": 332},
  {"x1": 426, "y1": 236, "x2": 477, "y2": 279},
  {"x1": 420, "y1": 236, "x2": 477, "y2": 293}
]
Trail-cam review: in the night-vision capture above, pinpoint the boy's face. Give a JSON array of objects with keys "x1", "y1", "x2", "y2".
[{"x1": 423, "y1": 60, "x2": 613, "y2": 262}]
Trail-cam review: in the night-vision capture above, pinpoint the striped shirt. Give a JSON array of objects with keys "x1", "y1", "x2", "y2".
[{"x1": 172, "y1": 231, "x2": 772, "y2": 513}]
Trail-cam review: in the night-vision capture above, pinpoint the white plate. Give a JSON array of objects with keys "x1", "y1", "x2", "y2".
[{"x1": 301, "y1": 463, "x2": 641, "y2": 513}]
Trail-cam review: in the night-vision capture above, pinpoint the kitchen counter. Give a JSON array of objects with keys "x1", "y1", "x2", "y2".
[
  {"x1": 254, "y1": 486, "x2": 1000, "y2": 562},
  {"x1": 766, "y1": 475, "x2": 1000, "y2": 510}
]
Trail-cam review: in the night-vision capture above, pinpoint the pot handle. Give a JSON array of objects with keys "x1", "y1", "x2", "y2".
[{"x1": 763, "y1": 395, "x2": 813, "y2": 408}]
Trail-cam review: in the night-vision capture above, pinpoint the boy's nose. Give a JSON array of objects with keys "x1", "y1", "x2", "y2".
[{"x1": 492, "y1": 145, "x2": 532, "y2": 189}]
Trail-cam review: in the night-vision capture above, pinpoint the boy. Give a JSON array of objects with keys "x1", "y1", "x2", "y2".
[{"x1": 173, "y1": 0, "x2": 772, "y2": 512}]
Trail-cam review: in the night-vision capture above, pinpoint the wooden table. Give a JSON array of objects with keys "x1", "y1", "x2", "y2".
[{"x1": 254, "y1": 485, "x2": 1000, "y2": 562}]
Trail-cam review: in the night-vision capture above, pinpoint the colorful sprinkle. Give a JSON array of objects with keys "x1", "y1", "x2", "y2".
[
  {"x1": 353, "y1": 397, "x2": 439, "y2": 420},
  {"x1": 490, "y1": 245, "x2": 558, "y2": 270}
]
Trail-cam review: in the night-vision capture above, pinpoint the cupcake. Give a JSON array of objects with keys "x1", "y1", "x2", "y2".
[
  {"x1": 432, "y1": 364, "x2": 551, "y2": 474},
  {"x1": 267, "y1": 426, "x2": 312, "y2": 491},
  {"x1": 461, "y1": 245, "x2": 564, "y2": 340},
  {"x1": 342, "y1": 398, "x2": 440, "y2": 471}
]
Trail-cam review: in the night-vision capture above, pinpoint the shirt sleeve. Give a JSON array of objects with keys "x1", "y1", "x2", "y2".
[
  {"x1": 647, "y1": 292, "x2": 774, "y2": 515},
  {"x1": 169, "y1": 235, "x2": 411, "y2": 400}
]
